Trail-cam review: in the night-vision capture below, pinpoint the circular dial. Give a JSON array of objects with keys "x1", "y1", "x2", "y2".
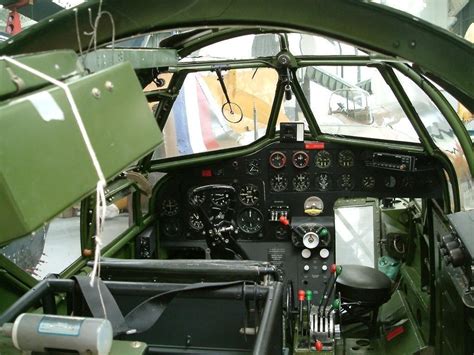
[
  {"x1": 162, "y1": 218, "x2": 181, "y2": 237},
  {"x1": 161, "y1": 199, "x2": 179, "y2": 216},
  {"x1": 189, "y1": 190, "x2": 205, "y2": 206},
  {"x1": 237, "y1": 208, "x2": 264, "y2": 234},
  {"x1": 304, "y1": 196, "x2": 324, "y2": 216},
  {"x1": 238, "y1": 184, "x2": 259, "y2": 206},
  {"x1": 361, "y1": 176, "x2": 376, "y2": 190},
  {"x1": 292, "y1": 173, "x2": 311, "y2": 191},
  {"x1": 292, "y1": 151, "x2": 309, "y2": 169},
  {"x1": 303, "y1": 232, "x2": 319, "y2": 249},
  {"x1": 316, "y1": 173, "x2": 332, "y2": 191},
  {"x1": 270, "y1": 173, "x2": 288, "y2": 192},
  {"x1": 338, "y1": 150, "x2": 355, "y2": 167},
  {"x1": 210, "y1": 191, "x2": 231, "y2": 208},
  {"x1": 188, "y1": 212, "x2": 204, "y2": 231},
  {"x1": 246, "y1": 159, "x2": 260, "y2": 175},
  {"x1": 269, "y1": 151, "x2": 287, "y2": 169},
  {"x1": 315, "y1": 150, "x2": 332, "y2": 169},
  {"x1": 338, "y1": 173, "x2": 354, "y2": 191}
]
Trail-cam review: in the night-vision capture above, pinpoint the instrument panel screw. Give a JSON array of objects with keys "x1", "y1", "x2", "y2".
[
  {"x1": 105, "y1": 81, "x2": 114, "y2": 92},
  {"x1": 91, "y1": 87, "x2": 101, "y2": 98},
  {"x1": 131, "y1": 341, "x2": 141, "y2": 349}
]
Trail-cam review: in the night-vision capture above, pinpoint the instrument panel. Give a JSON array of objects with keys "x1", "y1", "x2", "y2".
[
  {"x1": 153, "y1": 140, "x2": 443, "y2": 293},
  {"x1": 156, "y1": 141, "x2": 442, "y2": 242}
]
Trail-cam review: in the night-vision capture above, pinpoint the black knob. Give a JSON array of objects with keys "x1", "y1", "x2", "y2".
[
  {"x1": 448, "y1": 248, "x2": 464, "y2": 267},
  {"x1": 445, "y1": 240, "x2": 460, "y2": 251},
  {"x1": 441, "y1": 234, "x2": 455, "y2": 245}
]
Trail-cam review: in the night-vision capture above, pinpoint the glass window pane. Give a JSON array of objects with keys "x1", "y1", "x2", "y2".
[
  {"x1": 154, "y1": 68, "x2": 278, "y2": 160},
  {"x1": 296, "y1": 66, "x2": 420, "y2": 143},
  {"x1": 0, "y1": 205, "x2": 81, "y2": 280},
  {"x1": 394, "y1": 71, "x2": 474, "y2": 210}
]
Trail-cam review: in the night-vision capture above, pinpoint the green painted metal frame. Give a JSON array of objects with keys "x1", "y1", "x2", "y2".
[{"x1": 1, "y1": 0, "x2": 472, "y2": 111}]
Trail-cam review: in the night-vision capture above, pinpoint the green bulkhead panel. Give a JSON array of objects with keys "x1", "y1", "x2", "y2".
[
  {"x1": 0, "y1": 50, "x2": 84, "y2": 100},
  {"x1": 0, "y1": 62, "x2": 162, "y2": 243}
]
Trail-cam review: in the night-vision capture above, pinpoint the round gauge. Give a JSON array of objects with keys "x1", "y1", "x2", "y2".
[
  {"x1": 303, "y1": 232, "x2": 319, "y2": 249},
  {"x1": 161, "y1": 199, "x2": 179, "y2": 216},
  {"x1": 188, "y1": 190, "x2": 205, "y2": 206},
  {"x1": 270, "y1": 173, "x2": 288, "y2": 192},
  {"x1": 338, "y1": 150, "x2": 355, "y2": 168},
  {"x1": 238, "y1": 184, "x2": 259, "y2": 206},
  {"x1": 162, "y1": 218, "x2": 181, "y2": 237},
  {"x1": 361, "y1": 176, "x2": 376, "y2": 190},
  {"x1": 269, "y1": 151, "x2": 287, "y2": 169},
  {"x1": 385, "y1": 176, "x2": 397, "y2": 188},
  {"x1": 402, "y1": 176, "x2": 415, "y2": 189},
  {"x1": 316, "y1": 173, "x2": 332, "y2": 191},
  {"x1": 292, "y1": 151, "x2": 309, "y2": 169},
  {"x1": 237, "y1": 208, "x2": 264, "y2": 234},
  {"x1": 292, "y1": 173, "x2": 311, "y2": 191},
  {"x1": 337, "y1": 174, "x2": 354, "y2": 191},
  {"x1": 211, "y1": 191, "x2": 231, "y2": 208},
  {"x1": 188, "y1": 212, "x2": 204, "y2": 231},
  {"x1": 315, "y1": 150, "x2": 332, "y2": 169},
  {"x1": 304, "y1": 196, "x2": 324, "y2": 216},
  {"x1": 247, "y1": 159, "x2": 260, "y2": 175}
]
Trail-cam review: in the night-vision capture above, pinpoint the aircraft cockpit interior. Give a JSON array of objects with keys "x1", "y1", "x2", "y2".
[{"x1": 0, "y1": 2, "x2": 473, "y2": 354}]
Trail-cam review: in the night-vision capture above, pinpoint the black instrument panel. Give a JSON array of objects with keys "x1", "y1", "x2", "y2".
[
  {"x1": 153, "y1": 140, "x2": 443, "y2": 295},
  {"x1": 155, "y1": 141, "x2": 442, "y2": 243}
]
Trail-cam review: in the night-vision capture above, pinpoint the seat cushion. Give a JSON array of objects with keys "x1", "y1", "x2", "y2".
[{"x1": 336, "y1": 264, "x2": 392, "y2": 306}]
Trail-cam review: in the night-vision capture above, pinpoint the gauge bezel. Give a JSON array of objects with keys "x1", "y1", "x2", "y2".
[
  {"x1": 338, "y1": 150, "x2": 355, "y2": 168},
  {"x1": 292, "y1": 172, "x2": 311, "y2": 191},
  {"x1": 315, "y1": 150, "x2": 332, "y2": 169},
  {"x1": 237, "y1": 207, "x2": 264, "y2": 234},
  {"x1": 270, "y1": 173, "x2": 288, "y2": 192},
  {"x1": 269, "y1": 151, "x2": 287, "y2": 169},
  {"x1": 292, "y1": 151, "x2": 310, "y2": 169},
  {"x1": 238, "y1": 183, "x2": 260, "y2": 206}
]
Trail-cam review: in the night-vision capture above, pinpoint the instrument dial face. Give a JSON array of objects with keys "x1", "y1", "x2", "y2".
[
  {"x1": 269, "y1": 151, "x2": 287, "y2": 169},
  {"x1": 292, "y1": 151, "x2": 309, "y2": 169},
  {"x1": 210, "y1": 191, "x2": 231, "y2": 208},
  {"x1": 338, "y1": 150, "x2": 355, "y2": 167},
  {"x1": 237, "y1": 208, "x2": 264, "y2": 234},
  {"x1": 188, "y1": 190, "x2": 205, "y2": 206},
  {"x1": 238, "y1": 184, "x2": 259, "y2": 206},
  {"x1": 338, "y1": 173, "x2": 354, "y2": 191},
  {"x1": 362, "y1": 176, "x2": 376, "y2": 190},
  {"x1": 162, "y1": 218, "x2": 181, "y2": 237},
  {"x1": 246, "y1": 159, "x2": 260, "y2": 175},
  {"x1": 270, "y1": 173, "x2": 288, "y2": 192},
  {"x1": 188, "y1": 212, "x2": 204, "y2": 231},
  {"x1": 316, "y1": 173, "x2": 332, "y2": 191},
  {"x1": 292, "y1": 173, "x2": 311, "y2": 191},
  {"x1": 315, "y1": 150, "x2": 332, "y2": 169},
  {"x1": 161, "y1": 199, "x2": 179, "y2": 216},
  {"x1": 304, "y1": 196, "x2": 324, "y2": 215}
]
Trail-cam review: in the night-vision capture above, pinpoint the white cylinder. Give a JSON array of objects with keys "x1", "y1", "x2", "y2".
[{"x1": 11, "y1": 313, "x2": 113, "y2": 355}]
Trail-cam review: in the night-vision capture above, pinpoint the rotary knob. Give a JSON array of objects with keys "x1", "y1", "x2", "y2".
[{"x1": 303, "y1": 232, "x2": 319, "y2": 249}]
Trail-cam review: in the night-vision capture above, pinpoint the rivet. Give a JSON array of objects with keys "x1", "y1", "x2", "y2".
[
  {"x1": 91, "y1": 88, "x2": 101, "y2": 98},
  {"x1": 410, "y1": 41, "x2": 416, "y2": 48},
  {"x1": 54, "y1": 64, "x2": 60, "y2": 70},
  {"x1": 105, "y1": 81, "x2": 114, "y2": 92},
  {"x1": 392, "y1": 41, "x2": 400, "y2": 48}
]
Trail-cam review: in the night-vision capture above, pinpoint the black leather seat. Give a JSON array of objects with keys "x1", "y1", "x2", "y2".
[{"x1": 336, "y1": 264, "x2": 392, "y2": 306}]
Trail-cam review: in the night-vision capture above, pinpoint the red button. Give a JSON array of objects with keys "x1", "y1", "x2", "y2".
[
  {"x1": 201, "y1": 169, "x2": 212, "y2": 177},
  {"x1": 315, "y1": 340, "x2": 323, "y2": 351},
  {"x1": 305, "y1": 142, "x2": 325, "y2": 150},
  {"x1": 330, "y1": 264, "x2": 337, "y2": 274}
]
